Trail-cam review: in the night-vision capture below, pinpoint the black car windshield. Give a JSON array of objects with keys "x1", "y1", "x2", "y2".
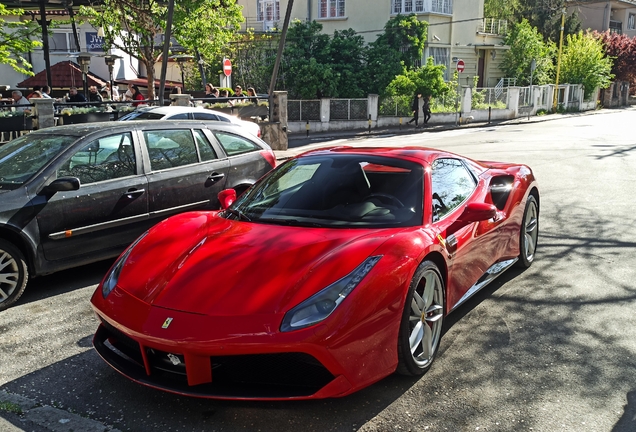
[
  {"x1": 0, "y1": 134, "x2": 78, "y2": 190},
  {"x1": 119, "y1": 111, "x2": 165, "y2": 121},
  {"x1": 227, "y1": 154, "x2": 424, "y2": 228}
]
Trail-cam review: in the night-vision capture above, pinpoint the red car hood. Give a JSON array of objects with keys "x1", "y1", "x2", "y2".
[{"x1": 117, "y1": 212, "x2": 390, "y2": 316}]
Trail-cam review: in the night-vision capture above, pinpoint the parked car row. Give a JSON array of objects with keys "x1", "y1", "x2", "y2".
[{"x1": 0, "y1": 120, "x2": 275, "y2": 310}]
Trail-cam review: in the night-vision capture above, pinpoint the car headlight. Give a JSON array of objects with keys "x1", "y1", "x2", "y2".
[
  {"x1": 101, "y1": 232, "x2": 148, "y2": 298},
  {"x1": 280, "y1": 256, "x2": 382, "y2": 332}
]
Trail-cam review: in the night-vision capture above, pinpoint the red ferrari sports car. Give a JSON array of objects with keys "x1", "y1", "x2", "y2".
[{"x1": 91, "y1": 146, "x2": 539, "y2": 400}]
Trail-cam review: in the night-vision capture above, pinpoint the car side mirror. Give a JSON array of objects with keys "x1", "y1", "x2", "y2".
[
  {"x1": 42, "y1": 177, "x2": 81, "y2": 194},
  {"x1": 218, "y1": 189, "x2": 237, "y2": 209},
  {"x1": 457, "y1": 202, "x2": 497, "y2": 223}
]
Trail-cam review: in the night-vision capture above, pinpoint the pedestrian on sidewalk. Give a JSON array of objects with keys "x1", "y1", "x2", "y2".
[
  {"x1": 407, "y1": 93, "x2": 421, "y2": 126},
  {"x1": 423, "y1": 95, "x2": 431, "y2": 126}
]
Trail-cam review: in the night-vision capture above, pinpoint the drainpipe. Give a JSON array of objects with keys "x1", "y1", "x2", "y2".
[{"x1": 307, "y1": 0, "x2": 311, "y2": 21}]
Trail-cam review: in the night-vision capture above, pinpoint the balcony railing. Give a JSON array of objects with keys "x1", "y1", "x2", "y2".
[{"x1": 478, "y1": 18, "x2": 508, "y2": 36}]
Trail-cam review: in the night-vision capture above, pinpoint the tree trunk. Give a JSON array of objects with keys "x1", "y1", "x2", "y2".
[{"x1": 146, "y1": 61, "x2": 156, "y2": 101}]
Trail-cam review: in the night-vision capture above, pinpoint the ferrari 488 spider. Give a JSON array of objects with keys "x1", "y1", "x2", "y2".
[{"x1": 91, "y1": 146, "x2": 539, "y2": 400}]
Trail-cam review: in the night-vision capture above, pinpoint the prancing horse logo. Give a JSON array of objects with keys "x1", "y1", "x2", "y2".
[{"x1": 162, "y1": 317, "x2": 173, "y2": 329}]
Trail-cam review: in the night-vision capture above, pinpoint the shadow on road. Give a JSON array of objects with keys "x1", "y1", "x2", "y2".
[{"x1": 613, "y1": 390, "x2": 636, "y2": 432}]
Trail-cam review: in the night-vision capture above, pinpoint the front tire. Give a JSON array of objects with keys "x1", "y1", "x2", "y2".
[
  {"x1": 516, "y1": 194, "x2": 539, "y2": 268},
  {"x1": 0, "y1": 239, "x2": 28, "y2": 311},
  {"x1": 396, "y1": 260, "x2": 445, "y2": 376}
]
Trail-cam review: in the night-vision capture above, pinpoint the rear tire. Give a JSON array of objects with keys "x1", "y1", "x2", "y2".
[
  {"x1": 0, "y1": 239, "x2": 28, "y2": 311},
  {"x1": 516, "y1": 195, "x2": 539, "y2": 268},
  {"x1": 396, "y1": 260, "x2": 445, "y2": 376}
]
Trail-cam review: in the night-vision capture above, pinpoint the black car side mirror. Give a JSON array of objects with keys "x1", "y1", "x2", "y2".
[{"x1": 42, "y1": 177, "x2": 81, "y2": 194}]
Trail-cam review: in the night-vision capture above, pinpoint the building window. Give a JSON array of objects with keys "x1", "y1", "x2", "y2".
[
  {"x1": 609, "y1": 20, "x2": 622, "y2": 34},
  {"x1": 47, "y1": 32, "x2": 79, "y2": 52},
  {"x1": 428, "y1": 47, "x2": 450, "y2": 80},
  {"x1": 257, "y1": 0, "x2": 280, "y2": 21},
  {"x1": 392, "y1": 0, "x2": 446, "y2": 14},
  {"x1": 628, "y1": 14, "x2": 635, "y2": 30},
  {"x1": 319, "y1": 0, "x2": 345, "y2": 18}
]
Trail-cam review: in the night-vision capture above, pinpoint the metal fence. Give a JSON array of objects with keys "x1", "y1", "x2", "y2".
[
  {"x1": 472, "y1": 87, "x2": 508, "y2": 109},
  {"x1": 330, "y1": 99, "x2": 368, "y2": 120},
  {"x1": 379, "y1": 95, "x2": 411, "y2": 117},
  {"x1": 288, "y1": 100, "x2": 320, "y2": 121}
]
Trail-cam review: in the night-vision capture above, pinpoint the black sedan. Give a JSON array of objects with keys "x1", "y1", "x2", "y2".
[{"x1": 0, "y1": 120, "x2": 276, "y2": 310}]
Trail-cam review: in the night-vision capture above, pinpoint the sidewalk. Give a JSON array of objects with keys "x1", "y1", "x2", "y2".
[{"x1": 275, "y1": 107, "x2": 617, "y2": 161}]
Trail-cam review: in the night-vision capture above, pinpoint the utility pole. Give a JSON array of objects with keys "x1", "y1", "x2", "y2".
[
  {"x1": 553, "y1": 7, "x2": 566, "y2": 112},
  {"x1": 268, "y1": 0, "x2": 294, "y2": 119}
]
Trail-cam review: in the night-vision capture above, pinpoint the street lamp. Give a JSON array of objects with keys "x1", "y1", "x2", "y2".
[
  {"x1": 76, "y1": 52, "x2": 92, "y2": 98},
  {"x1": 169, "y1": 54, "x2": 194, "y2": 92},
  {"x1": 103, "y1": 54, "x2": 122, "y2": 100}
]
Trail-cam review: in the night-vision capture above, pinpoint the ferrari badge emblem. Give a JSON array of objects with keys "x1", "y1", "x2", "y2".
[
  {"x1": 161, "y1": 317, "x2": 173, "y2": 329},
  {"x1": 167, "y1": 353, "x2": 181, "y2": 366},
  {"x1": 436, "y1": 234, "x2": 446, "y2": 248}
]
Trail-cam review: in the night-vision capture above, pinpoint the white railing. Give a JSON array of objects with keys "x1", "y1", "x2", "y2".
[{"x1": 478, "y1": 18, "x2": 508, "y2": 36}]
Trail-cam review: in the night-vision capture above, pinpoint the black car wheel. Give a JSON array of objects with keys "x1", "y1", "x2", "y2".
[
  {"x1": 516, "y1": 194, "x2": 539, "y2": 268},
  {"x1": 0, "y1": 239, "x2": 28, "y2": 311},
  {"x1": 396, "y1": 260, "x2": 445, "y2": 376}
]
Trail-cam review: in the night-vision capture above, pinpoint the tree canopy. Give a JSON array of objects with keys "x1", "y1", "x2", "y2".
[
  {"x1": 594, "y1": 31, "x2": 636, "y2": 93},
  {"x1": 79, "y1": 0, "x2": 243, "y2": 99},
  {"x1": 560, "y1": 32, "x2": 614, "y2": 97},
  {"x1": 0, "y1": 4, "x2": 42, "y2": 76},
  {"x1": 501, "y1": 19, "x2": 555, "y2": 86}
]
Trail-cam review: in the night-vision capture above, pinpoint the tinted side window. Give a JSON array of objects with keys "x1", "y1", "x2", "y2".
[
  {"x1": 58, "y1": 133, "x2": 136, "y2": 184},
  {"x1": 192, "y1": 112, "x2": 219, "y2": 121},
  {"x1": 166, "y1": 113, "x2": 190, "y2": 120},
  {"x1": 194, "y1": 130, "x2": 218, "y2": 161},
  {"x1": 431, "y1": 158, "x2": 476, "y2": 222},
  {"x1": 214, "y1": 132, "x2": 259, "y2": 156},
  {"x1": 143, "y1": 130, "x2": 198, "y2": 170}
]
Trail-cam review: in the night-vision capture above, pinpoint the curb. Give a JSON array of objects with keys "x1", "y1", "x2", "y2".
[
  {"x1": 0, "y1": 390, "x2": 120, "y2": 432},
  {"x1": 277, "y1": 107, "x2": 625, "y2": 161}
]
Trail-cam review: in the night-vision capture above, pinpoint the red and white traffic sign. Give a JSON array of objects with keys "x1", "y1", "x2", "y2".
[
  {"x1": 223, "y1": 58, "x2": 232, "y2": 77},
  {"x1": 456, "y1": 59, "x2": 465, "y2": 73}
]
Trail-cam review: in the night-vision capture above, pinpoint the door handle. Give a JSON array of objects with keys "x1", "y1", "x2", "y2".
[
  {"x1": 124, "y1": 188, "x2": 145, "y2": 199},
  {"x1": 207, "y1": 172, "x2": 225, "y2": 182}
]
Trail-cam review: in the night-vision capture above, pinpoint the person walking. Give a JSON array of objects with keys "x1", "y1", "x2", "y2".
[
  {"x1": 407, "y1": 93, "x2": 421, "y2": 126},
  {"x1": 422, "y1": 95, "x2": 431, "y2": 126}
]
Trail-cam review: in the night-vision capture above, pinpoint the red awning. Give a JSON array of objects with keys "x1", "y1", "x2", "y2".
[
  {"x1": 17, "y1": 61, "x2": 107, "y2": 89},
  {"x1": 114, "y1": 78, "x2": 182, "y2": 89}
]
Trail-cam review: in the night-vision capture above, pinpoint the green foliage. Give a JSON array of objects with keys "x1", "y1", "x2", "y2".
[
  {"x1": 502, "y1": 19, "x2": 555, "y2": 86},
  {"x1": 379, "y1": 95, "x2": 412, "y2": 116},
  {"x1": 329, "y1": 29, "x2": 368, "y2": 98},
  {"x1": 386, "y1": 57, "x2": 449, "y2": 99},
  {"x1": 0, "y1": 401, "x2": 22, "y2": 415},
  {"x1": 365, "y1": 14, "x2": 427, "y2": 94},
  {"x1": 79, "y1": 0, "x2": 243, "y2": 100},
  {"x1": 560, "y1": 32, "x2": 614, "y2": 97},
  {"x1": 278, "y1": 20, "x2": 336, "y2": 98},
  {"x1": 0, "y1": 4, "x2": 42, "y2": 76},
  {"x1": 484, "y1": 0, "x2": 521, "y2": 21},
  {"x1": 513, "y1": 0, "x2": 581, "y2": 42},
  {"x1": 373, "y1": 14, "x2": 427, "y2": 69},
  {"x1": 229, "y1": 33, "x2": 277, "y2": 94}
]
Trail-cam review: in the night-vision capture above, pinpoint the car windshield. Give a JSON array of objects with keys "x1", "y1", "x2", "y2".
[
  {"x1": 226, "y1": 154, "x2": 424, "y2": 228},
  {"x1": 0, "y1": 134, "x2": 78, "y2": 190},
  {"x1": 119, "y1": 111, "x2": 165, "y2": 121}
]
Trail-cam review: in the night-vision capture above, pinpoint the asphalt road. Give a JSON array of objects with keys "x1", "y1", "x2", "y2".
[{"x1": 1, "y1": 108, "x2": 635, "y2": 432}]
